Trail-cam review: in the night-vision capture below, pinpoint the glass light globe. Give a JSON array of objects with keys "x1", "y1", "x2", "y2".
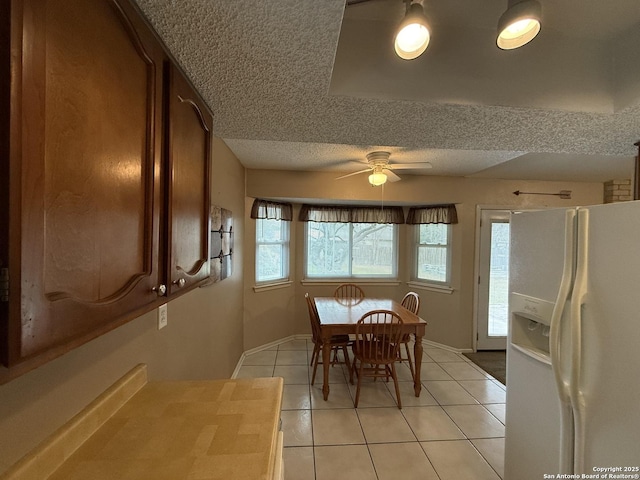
[{"x1": 368, "y1": 172, "x2": 388, "y2": 186}]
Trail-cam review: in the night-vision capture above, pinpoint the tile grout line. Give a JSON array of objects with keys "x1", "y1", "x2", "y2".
[{"x1": 251, "y1": 339, "x2": 504, "y2": 480}]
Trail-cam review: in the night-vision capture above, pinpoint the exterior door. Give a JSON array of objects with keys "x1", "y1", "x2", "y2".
[{"x1": 476, "y1": 209, "x2": 510, "y2": 350}]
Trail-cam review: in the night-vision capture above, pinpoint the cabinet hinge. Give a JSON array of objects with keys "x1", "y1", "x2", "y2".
[{"x1": 0, "y1": 268, "x2": 8, "y2": 302}]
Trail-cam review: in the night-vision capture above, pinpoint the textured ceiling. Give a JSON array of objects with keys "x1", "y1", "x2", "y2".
[{"x1": 134, "y1": 0, "x2": 640, "y2": 182}]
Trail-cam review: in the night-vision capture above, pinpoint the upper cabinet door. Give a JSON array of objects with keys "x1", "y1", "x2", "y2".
[
  {"x1": 4, "y1": 0, "x2": 164, "y2": 365},
  {"x1": 164, "y1": 63, "x2": 212, "y2": 295}
]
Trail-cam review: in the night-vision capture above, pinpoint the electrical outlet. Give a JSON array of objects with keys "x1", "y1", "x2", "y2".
[{"x1": 158, "y1": 304, "x2": 168, "y2": 330}]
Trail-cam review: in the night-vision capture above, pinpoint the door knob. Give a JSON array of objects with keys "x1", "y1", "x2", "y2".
[
  {"x1": 152, "y1": 284, "x2": 167, "y2": 296},
  {"x1": 173, "y1": 278, "x2": 186, "y2": 288}
]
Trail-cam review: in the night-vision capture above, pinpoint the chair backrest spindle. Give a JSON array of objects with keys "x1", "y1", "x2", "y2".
[
  {"x1": 355, "y1": 310, "x2": 403, "y2": 363},
  {"x1": 334, "y1": 283, "x2": 365, "y2": 300},
  {"x1": 401, "y1": 291, "x2": 420, "y2": 315}
]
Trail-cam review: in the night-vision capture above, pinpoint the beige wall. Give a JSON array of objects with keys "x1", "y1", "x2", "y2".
[
  {"x1": 0, "y1": 138, "x2": 245, "y2": 473},
  {"x1": 0, "y1": 156, "x2": 607, "y2": 473},
  {"x1": 243, "y1": 169, "x2": 604, "y2": 351},
  {"x1": 243, "y1": 197, "x2": 297, "y2": 349}
]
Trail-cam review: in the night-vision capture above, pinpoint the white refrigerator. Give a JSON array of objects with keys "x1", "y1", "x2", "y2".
[{"x1": 505, "y1": 201, "x2": 640, "y2": 479}]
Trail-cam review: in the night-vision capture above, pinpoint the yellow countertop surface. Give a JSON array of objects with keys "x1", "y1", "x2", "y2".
[{"x1": 2, "y1": 366, "x2": 284, "y2": 480}]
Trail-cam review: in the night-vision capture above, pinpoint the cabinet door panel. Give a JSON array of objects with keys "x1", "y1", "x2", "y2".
[
  {"x1": 10, "y1": 0, "x2": 163, "y2": 363},
  {"x1": 44, "y1": 0, "x2": 150, "y2": 302},
  {"x1": 166, "y1": 64, "x2": 211, "y2": 295}
]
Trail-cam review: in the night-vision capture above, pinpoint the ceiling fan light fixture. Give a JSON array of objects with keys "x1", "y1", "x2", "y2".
[
  {"x1": 497, "y1": 0, "x2": 542, "y2": 50},
  {"x1": 394, "y1": 2, "x2": 430, "y2": 60},
  {"x1": 368, "y1": 171, "x2": 388, "y2": 186}
]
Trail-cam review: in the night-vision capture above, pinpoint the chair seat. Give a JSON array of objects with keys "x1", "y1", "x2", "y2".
[
  {"x1": 352, "y1": 339, "x2": 394, "y2": 364},
  {"x1": 330, "y1": 334, "x2": 351, "y2": 344}
]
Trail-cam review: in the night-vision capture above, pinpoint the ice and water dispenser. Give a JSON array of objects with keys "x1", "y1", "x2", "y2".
[{"x1": 510, "y1": 293, "x2": 556, "y2": 362}]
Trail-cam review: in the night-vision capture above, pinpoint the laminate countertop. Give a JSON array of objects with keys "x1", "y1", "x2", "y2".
[{"x1": 2, "y1": 366, "x2": 284, "y2": 480}]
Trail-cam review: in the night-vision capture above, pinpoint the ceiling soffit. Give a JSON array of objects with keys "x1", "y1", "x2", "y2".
[{"x1": 134, "y1": 0, "x2": 640, "y2": 182}]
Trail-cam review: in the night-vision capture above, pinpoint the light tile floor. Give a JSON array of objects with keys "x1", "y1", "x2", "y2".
[{"x1": 236, "y1": 339, "x2": 505, "y2": 480}]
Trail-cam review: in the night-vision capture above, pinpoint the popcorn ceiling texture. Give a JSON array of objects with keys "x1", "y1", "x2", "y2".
[{"x1": 134, "y1": 0, "x2": 639, "y2": 174}]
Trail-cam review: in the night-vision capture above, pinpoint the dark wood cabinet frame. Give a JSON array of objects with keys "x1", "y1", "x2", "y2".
[{"x1": 0, "y1": 0, "x2": 212, "y2": 383}]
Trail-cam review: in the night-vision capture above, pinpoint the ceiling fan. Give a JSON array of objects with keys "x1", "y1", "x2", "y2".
[{"x1": 335, "y1": 151, "x2": 432, "y2": 186}]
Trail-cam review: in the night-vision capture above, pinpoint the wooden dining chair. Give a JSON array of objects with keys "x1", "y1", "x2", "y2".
[
  {"x1": 350, "y1": 309, "x2": 404, "y2": 409},
  {"x1": 398, "y1": 291, "x2": 420, "y2": 381},
  {"x1": 333, "y1": 283, "x2": 365, "y2": 300},
  {"x1": 305, "y1": 293, "x2": 353, "y2": 385}
]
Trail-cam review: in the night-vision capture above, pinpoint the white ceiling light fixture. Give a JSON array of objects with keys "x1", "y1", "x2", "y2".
[
  {"x1": 368, "y1": 168, "x2": 388, "y2": 186},
  {"x1": 394, "y1": 0, "x2": 431, "y2": 60},
  {"x1": 335, "y1": 150, "x2": 431, "y2": 186},
  {"x1": 497, "y1": 0, "x2": 542, "y2": 50}
]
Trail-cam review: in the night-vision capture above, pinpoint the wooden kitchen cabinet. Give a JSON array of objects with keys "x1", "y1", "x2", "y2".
[
  {"x1": 0, "y1": 0, "x2": 212, "y2": 379},
  {"x1": 164, "y1": 63, "x2": 212, "y2": 295}
]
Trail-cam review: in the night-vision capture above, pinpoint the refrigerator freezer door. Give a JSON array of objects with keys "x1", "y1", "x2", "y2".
[
  {"x1": 509, "y1": 209, "x2": 570, "y2": 302},
  {"x1": 573, "y1": 202, "x2": 640, "y2": 472},
  {"x1": 506, "y1": 208, "x2": 576, "y2": 479}
]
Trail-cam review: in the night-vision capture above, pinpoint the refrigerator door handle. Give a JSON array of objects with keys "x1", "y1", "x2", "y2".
[
  {"x1": 549, "y1": 209, "x2": 576, "y2": 474},
  {"x1": 570, "y1": 208, "x2": 589, "y2": 474},
  {"x1": 549, "y1": 209, "x2": 575, "y2": 405}
]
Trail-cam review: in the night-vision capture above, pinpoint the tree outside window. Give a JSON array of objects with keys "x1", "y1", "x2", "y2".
[{"x1": 306, "y1": 222, "x2": 397, "y2": 278}]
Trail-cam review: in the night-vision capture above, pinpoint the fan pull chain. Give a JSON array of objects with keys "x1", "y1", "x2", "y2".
[{"x1": 379, "y1": 182, "x2": 385, "y2": 222}]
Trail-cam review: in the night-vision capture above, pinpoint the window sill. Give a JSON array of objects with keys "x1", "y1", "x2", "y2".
[
  {"x1": 301, "y1": 279, "x2": 401, "y2": 287},
  {"x1": 407, "y1": 281, "x2": 454, "y2": 294},
  {"x1": 253, "y1": 281, "x2": 293, "y2": 293}
]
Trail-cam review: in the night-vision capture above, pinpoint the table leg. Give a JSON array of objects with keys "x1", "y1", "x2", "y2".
[
  {"x1": 322, "y1": 341, "x2": 331, "y2": 400},
  {"x1": 413, "y1": 332, "x2": 423, "y2": 397}
]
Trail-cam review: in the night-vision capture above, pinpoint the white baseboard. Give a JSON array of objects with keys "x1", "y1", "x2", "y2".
[
  {"x1": 231, "y1": 334, "x2": 313, "y2": 378},
  {"x1": 421, "y1": 339, "x2": 474, "y2": 354},
  {"x1": 232, "y1": 335, "x2": 471, "y2": 378}
]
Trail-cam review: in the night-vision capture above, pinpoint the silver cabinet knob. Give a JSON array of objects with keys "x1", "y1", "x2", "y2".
[
  {"x1": 173, "y1": 278, "x2": 186, "y2": 288},
  {"x1": 152, "y1": 284, "x2": 167, "y2": 296}
]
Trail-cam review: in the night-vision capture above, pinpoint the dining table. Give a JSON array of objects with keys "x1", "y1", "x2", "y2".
[{"x1": 313, "y1": 296, "x2": 428, "y2": 401}]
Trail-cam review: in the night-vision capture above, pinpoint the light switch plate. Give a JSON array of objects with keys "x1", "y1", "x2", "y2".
[{"x1": 158, "y1": 304, "x2": 168, "y2": 330}]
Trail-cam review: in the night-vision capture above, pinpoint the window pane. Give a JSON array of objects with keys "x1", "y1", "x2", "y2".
[
  {"x1": 257, "y1": 218, "x2": 283, "y2": 242},
  {"x1": 256, "y1": 218, "x2": 288, "y2": 283},
  {"x1": 306, "y1": 223, "x2": 350, "y2": 277},
  {"x1": 419, "y1": 223, "x2": 447, "y2": 244},
  {"x1": 352, "y1": 223, "x2": 394, "y2": 275},
  {"x1": 257, "y1": 244, "x2": 284, "y2": 281},
  {"x1": 488, "y1": 223, "x2": 510, "y2": 336},
  {"x1": 417, "y1": 245, "x2": 447, "y2": 282}
]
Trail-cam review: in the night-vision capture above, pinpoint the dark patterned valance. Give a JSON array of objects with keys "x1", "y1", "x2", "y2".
[
  {"x1": 250, "y1": 199, "x2": 293, "y2": 221},
  {"x1": 299, "y1": 204, "x2": 405, "y2": 224},
  {"x1": 406, "y1": 204, "x2": 458, "y2": 224}
]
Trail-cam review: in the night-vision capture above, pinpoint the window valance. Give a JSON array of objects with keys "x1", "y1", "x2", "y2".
[
  {"x1": 250, "y1": 199, "x2": 293, "y2": 221},
  {"x1": 299, "y1": 204, "x2": 405, "y2": 224},
  {"x1": 406, "y1": 204, "x2": 458, "y2": 224}
]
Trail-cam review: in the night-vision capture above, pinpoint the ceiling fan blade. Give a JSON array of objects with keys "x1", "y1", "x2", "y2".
[
  {"x1": 335, "y1": 168, "x2": 371, "y2": 180},
  {"x1": 383, "y1": 169, "x2": 401, "y2": 182},
  {"x1": 389, "y1": 162, "x2": 433, "y2": 170}
]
